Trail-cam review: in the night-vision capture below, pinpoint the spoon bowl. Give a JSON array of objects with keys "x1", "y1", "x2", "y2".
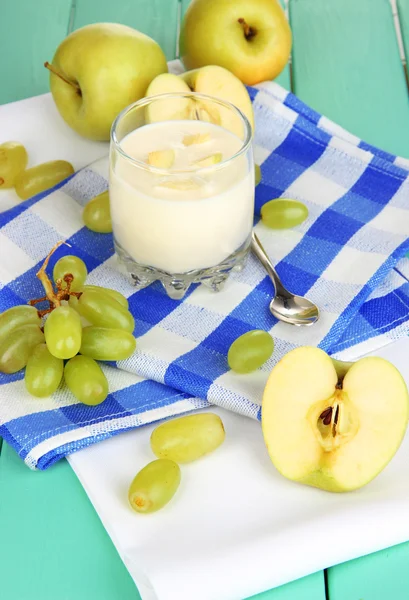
[{"x1": 251, "y1": 232, "x2": 319, "y2": 327}]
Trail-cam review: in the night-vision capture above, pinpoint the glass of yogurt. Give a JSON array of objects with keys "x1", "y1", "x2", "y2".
[{"x1": 110, "y1": 92, "x2": 254, "y2": 299}]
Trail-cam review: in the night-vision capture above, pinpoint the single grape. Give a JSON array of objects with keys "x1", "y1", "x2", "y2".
[
  {"x1": 44, "y1": 305, "x2": 82, "y2": 359},
  {"x1": 150, "y1": 413, "x2": 225, "y2": 463},
  {"x1": 0, "y1": 324, "x2": 44, "y2": 373},
  {"x1": 14, "y1": 160, "x2": 74, "y2": 201},
  {"x1": 83, "y1": 191, "x2": 112, "y2": 233},
  {"x1": 80, "y1": 327, "x2": 136, "y2": 361},
  {"x1": 77, "y1": 288, "x2": 134, "y2": 332},
  {"x1": 255, "y1": 164, "x2": 261, "y2": 186},
  {"x1": 25, "y1": 343, "x2": 64, "y2": 397},
  {"x1": 128, "y1": 459, "x2": 181, "y2": 514},
  {"x1": 228, "y1": 330, "x2": 274, "y2": 374},
  {"x1": 83, "y1": 285, "x2": 129, "y2": 309},
  {"x1": 64, "y1": 355, "x2": 108, "y2": 405},
  {"x1": 0, "y1": 305, "x2": 40, "y2": 345},
  {"x1": 53, "y1": 255, "x2": 88, "y2": 292},
  {"x1": 0, "y1": 142, "x2": 28, "y2": 189},
  {"x1": 261, "y1": 199, "x2": 309, "y2": 229}
]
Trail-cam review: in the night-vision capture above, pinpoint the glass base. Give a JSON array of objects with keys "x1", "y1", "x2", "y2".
[{"x1": 114, "y1": 237, "x2": 251, "y2": 299}]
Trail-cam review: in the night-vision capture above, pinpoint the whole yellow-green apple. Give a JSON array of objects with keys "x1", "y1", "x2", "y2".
[
  {"x1": 46, "y1": 23, "x2": 168, "y2": 140},
  {"x1": 180, "y1": 0, "x2": 291, "y2": 85}
]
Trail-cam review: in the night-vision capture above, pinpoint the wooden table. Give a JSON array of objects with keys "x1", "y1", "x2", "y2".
[{"x1": 1, "y1": 1, "x2": 409, "y2": 598}]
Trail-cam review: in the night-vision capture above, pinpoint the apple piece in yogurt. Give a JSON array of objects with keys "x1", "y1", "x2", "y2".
[
  {"x1": 148, "y1": 149, "x2": 175, "y2": 168},
  {"x1": 183, "y1": 133, "x2": 211, "y2": 146},
  {"x1": 158, "y1": 179, "x2": 200, "y2": 191},
  {"x1": 194, "y1": 153, "x2": 222, "y2": 167}
]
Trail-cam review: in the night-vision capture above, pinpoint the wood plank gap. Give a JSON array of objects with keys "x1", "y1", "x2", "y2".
[
  {"x1": 391, "y1": 0, "x2": 407, "y2": 64},
  {"x1": 323, "y1": 569, "x2": 330, "y2": 600},
  {"x1": 289, "y1": 60, "x2": 294, "y2": 93},
  {"x1": 67, "y1": 0, "x2": 76, "y2": 35},
  {"x1": 289, "y1": 0, "x2": 409, "y2": 156},
  {"x1": 395, "y1": 0, "x2": 409, "y2": 91},
  {"x1": 176, "y1": 0, "x2": 182, "y2": 58}
]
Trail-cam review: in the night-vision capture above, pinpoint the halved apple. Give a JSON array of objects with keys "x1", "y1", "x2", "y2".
[
  {"x1": 145, "y1": 73, "x2": 193, "y2": 122},
  {"x1": 145, "y1": 66, "x2": 254, "y2": 138},
  {"x1": 262, "y1": 346, "x2": 409, "y2": 492},
  {"x1": 181, "y1": 65, "x2": 254, "y2": 134}
]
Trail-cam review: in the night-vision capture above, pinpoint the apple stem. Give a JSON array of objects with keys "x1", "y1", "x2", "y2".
[
  {"x1": 44, "y1": 62, "x2": 82, "y2": 96},
  {"x1": 238, "y1": 18, "x2": 257, "y2": 41}
]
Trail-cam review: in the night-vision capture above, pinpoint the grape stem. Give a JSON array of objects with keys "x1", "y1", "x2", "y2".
[
  {"x1": 29, "y1": 240, "x2": 82, "y2": 318},
  {"x1": 36, "y1": 241, "x2": 67, "y2": 307}
]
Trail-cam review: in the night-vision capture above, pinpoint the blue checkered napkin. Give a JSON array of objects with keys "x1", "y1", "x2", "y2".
[{"x1": 1, "y1": 81, "x2": 409, "y2": 470}]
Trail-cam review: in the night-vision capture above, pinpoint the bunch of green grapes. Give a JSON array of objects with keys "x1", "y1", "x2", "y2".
[
  {"x1": 0, "y1": 248, "x2": 135, "y2": 405},
  {"x1": 0, "y1": 140, "x2": 74, "y2": 200},
  {"x1": 129, "y1": 413, "x2": 225, "y2": 514}
]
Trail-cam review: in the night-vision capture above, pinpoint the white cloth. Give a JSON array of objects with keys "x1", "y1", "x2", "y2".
[{"x1": 69, "y1": 339, "x2": 409, "y2": 600}]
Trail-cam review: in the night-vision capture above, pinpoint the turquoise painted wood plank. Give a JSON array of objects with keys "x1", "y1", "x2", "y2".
[
  {"x1": 327, "y1": 542, "x2": 409, "y2": 600},
  {"x1": 248, "y1": 571, "x2": 326, "y2": 600},
  {"x1": 180, "y1": 0, "x2": 291, "y2": 90},
  {"x1": 0, "y1": 443, "x2": 139, "y2": 600},
  {"x1": 72, "y1": 0, "x2": 179, "y2": 60},
  {"x1": 397, "y1": 0, "x2": 409, "y2": 66},
  {"x1": 0, "y1": 441, "x2": 325, "y2": 600},
  {"x1": 289, "y1": 1, "x2": 409, "y2": 597},
  {"x1": 289, "y1": 0, "x2": 409, "y2": 158},
  {"x1": 0, "y1": 0, "x2": 72, "y2": 104}
]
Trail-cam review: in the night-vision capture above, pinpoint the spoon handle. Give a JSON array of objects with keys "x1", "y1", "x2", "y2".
[{"x1": 251, "y1": 232, "x2": 288, "y2": 296}]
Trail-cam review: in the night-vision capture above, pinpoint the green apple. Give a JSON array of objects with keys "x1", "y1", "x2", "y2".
[
  {"x1": 180, "y1": 0, "x2": 292, "y2": 85},
  {"x1": 145, "y1": 66, "x2": 254, "y2": 137},
  {"x1": 46, "y1": 23, "x2": 168, "y2": 140},
  {"x1": 262, "y1": 346, "x2": 409, "y2": 492}
]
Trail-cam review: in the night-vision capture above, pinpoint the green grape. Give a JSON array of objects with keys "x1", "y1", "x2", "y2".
[
  {"x1": 0, "y1": 305, "x2": 40, "y2": 345},
  {"x1": 228, "y1": 330, "x2": 274, "y2": 374},
  {"x1": 150, "y1": 413, "x2": 225, "y2": 463},
  {"x1": 261, "y1": 199, "x2": 309, "y2": 229},
  {"x1": 53, "y1": 255, "x2": 88, "y2": 292},
  {"x1": 0, "y1": 324, "x2": 44, "y2": 374},
  {"x1": 83, "y1": 191, "x2": 112, "y2": 233},
  {"x1": 14, "y1": 160, "x2": 74, "y2": 201},
  {"x1": 64, "y1": 355, "x2": 108, "y2": 405},
  {"x1": 25, "y1": 343, "x2": 63, "y2": 397},
  {"x1": 83, "y1": 285, "x2": 129, "y2": 309},
  {"x1": 80, "y1": 327, "x2": 136, "y2": 361},
  {"x1": 44, "y1": 305, "x2": 82, "y2": 359},
  {"x1": 128, "y1": 459, "x2": 181, "y2": 514},
  {"x1": 77, "y1": 288, "x2": 134, "y2": 332},
  {"x1": 0, "y1": 142, "x2": 28, "y2": 189},
  {"x1": 255, "y1": 164, "x2": 261, "y2": 186}
]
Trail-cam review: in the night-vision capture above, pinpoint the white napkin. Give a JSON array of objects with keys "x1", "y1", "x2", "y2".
[{"x1": 69, "y1": 338, "x2": 409, "y2": 600}]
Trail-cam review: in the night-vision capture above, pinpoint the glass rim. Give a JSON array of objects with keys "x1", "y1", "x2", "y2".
[{"x1": 110, "y1": 91, "x2": 253, "y2": 175}]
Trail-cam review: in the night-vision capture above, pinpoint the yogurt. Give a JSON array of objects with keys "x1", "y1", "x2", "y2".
[{"x1": 109, "y1": 120, "x2": 254, "y2": 274}]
